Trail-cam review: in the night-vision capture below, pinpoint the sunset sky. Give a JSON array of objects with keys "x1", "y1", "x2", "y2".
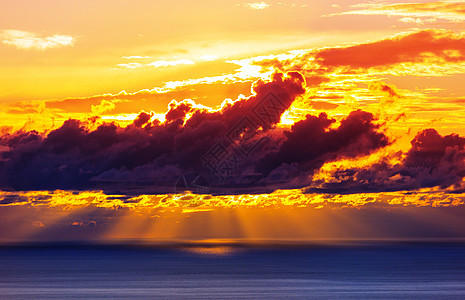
[{"x1": 1, "y1": 0, "x2": 465, "y2": 242}]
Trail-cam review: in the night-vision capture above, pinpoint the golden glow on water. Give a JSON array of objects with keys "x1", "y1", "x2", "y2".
[{"x1": 183, "y1": 246, "x2": 237, "y2": 256}]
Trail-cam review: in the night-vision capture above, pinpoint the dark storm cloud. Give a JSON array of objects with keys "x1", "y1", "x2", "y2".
[
  {"x1": 255, "y1": 110, "x2": 390, "y2": 190},
  {"x1": 0, "y1": 72, "x2": 390, "y2": 194},
  {"x1": 308, "y1": 128, "x2": 465, "y2": 194}
]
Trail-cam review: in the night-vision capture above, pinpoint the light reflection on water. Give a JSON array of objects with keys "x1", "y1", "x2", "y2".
[{"x1": 183, "y1": 246, "x2": 238, "y2": 256}]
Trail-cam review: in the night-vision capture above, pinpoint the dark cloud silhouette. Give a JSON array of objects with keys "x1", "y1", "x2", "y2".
[
  {"x1": 255, "y1": 110, "x2": 390, "y2": 190},
  {"x1": 2, "y1": 70, "x2": 465, "y2": 195},
  {"x1": 0, "y1": 72, "x2": 391, "y2": 195},
  {"x1": 133, "y1": 111, "x2": 153, "y2": 127},
  {"x1": 308, "y1": 128, "x2": 465, "y2": 194}
]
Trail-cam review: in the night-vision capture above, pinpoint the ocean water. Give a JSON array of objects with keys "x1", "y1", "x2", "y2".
[{"x1": 0, "y1": 242, "x2": 464, "y2": 299}]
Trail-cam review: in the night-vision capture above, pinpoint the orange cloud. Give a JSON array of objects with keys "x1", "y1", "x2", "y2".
[
  {"x1": 5, "y1": 29, "x2": 464, "y2": 132},
  {"x1": 1, "y1": 189, "x2": 464, "y2": 210},
  {"x1": 314, "y1": 29, "x2": 465, "y2": 69},
  {"x1": 338, "y1": 1, "x2": 465, "y2": 23},
  {"x1": 248, "y1": 29, "x2": 465, "y2": 74}
]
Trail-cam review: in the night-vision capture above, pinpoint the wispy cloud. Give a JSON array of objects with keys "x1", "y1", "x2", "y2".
[
  {"x1": 1, "y1": 30, "x2": 74, "y2": 50},
  {"x1": 334, "y1": 1, "x2": 465, "y2": 23},
  {"x1": 117, "y1": 59, "x2": 194, "y2": 69},
  {"x1": 122, "y1": 55, "x2": 152, "y2": 59},
  {"x1": 244, "y1": 2, "x2": 270, "y2": 10}
]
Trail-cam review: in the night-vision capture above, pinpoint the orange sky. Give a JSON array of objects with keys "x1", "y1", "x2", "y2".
[
  {"x1": 1, "y1": 0, "x2": 465, "y2": 242},
  {"x1": 0, "y1": 1, "x2": 464, "y2": 135}
]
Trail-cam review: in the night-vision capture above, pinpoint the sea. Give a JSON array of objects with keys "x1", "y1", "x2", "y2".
[{"x1": 0, "y1": 241, "x2": 464, "y2": 299}]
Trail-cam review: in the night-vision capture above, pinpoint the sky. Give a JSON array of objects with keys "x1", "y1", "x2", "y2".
[{"x1": 1, "y1": 0, "x2": 465, "y2": 242}]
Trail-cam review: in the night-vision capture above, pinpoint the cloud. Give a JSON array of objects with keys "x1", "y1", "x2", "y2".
[
  {"x1": 0, "y1": 72, "x2": 389, "y2": 194},
  {"x1": 308, "y1": 128, "x2": 465, "y2": 194},
  {"x1": 117, "y1": 59, "x2": 194, "y2": 69},
  {"x1": 250, "y1": 29, "x2": 465, "y2": 75},
  {"x1": 1, "y1": 189, "x2": 465, "y2": 242},
  {"x1": 122, "y1": 56, "x2": 152, "y2": 59},
  {"x1": 4, "y1": 71, "x2": 256, "y2": 122},
  {"x1": 255, "y1": 110, "x2": 390, "y2": 189},
  {"x1": 9, "y1": 29, "x2": 463, "y2": 128},
  {"x1": 243, "y1": 2, "x2": 270, "y2": 10},
  {"x1": 369, "y1": 82, "x2": 400, "y2": 99},
  {"x1": 335, "y1": 1, "x2": 465, "y2": 23},
  {"x1": 1, "y1": 30, "x2": 74, "y2": 50},
  {"x1": 3, "y1": 29, "x2": 465, "y2": 196},
  {"x1": 91, "y1": 100, "x2": 118, "y2": 115},
  {"x1": 314, "y1": 29, "x2": 465, "y2": 69}
]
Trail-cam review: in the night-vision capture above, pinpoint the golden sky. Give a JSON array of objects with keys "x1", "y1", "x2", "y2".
[{"x1": 1, "y1": 0, "x2": 465, "y2": 242}]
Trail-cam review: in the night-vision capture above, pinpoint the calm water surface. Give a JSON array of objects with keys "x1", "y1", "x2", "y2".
[{"x1": 0, "y1": 242, "x2": 464, "y2": 299}]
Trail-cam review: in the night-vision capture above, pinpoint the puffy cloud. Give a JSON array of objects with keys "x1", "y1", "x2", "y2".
[
  {"x1": 165, "y1": 99, "x2": 197, "y2": 123},
  {"x1": 91, "y1": 100, "x2": 118, "y2": 115},
  {"x1": 256, "y1": 110, "x2": 389, "y2": 189},
  {"x1": 42, "y1": 81, "x2": 252, "y2": 115},
  {"x1": 133, "y1": 111, "x2": 153, "y2": 128},
  {"x1": 0, "y1": 72, "x2": 390, "y2": 194}
]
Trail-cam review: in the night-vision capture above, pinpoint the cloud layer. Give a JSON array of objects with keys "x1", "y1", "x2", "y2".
[
  {"x1": 0, "y1": 72, "x2": 391, "y2": 194},
  {"x1": 2, "y1": 29, "x2": 465, "y2": 196},
  {"x1": 337, "y1": 1, "x2": 465, "y2": 23},
  {"x1": 315, "y1": 29, "x2": 465, "y2": 69},
  {"x1": 3, "y1": 67, "x2": 465, "y2": 195}
]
